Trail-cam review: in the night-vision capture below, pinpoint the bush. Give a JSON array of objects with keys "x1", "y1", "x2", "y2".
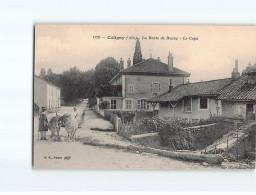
[
  {"x1": 105, "y1": 110, "x2": 136, "y2": 124},
  {"x1": 88, "y1": 98, "x2": 96, "y2": 108},
  {"x1": 99, "y1": 101, "x2": 109, "y2": 109},
  {"x1": 116, "y1": 111, "x2": 135, "y2": 124}
]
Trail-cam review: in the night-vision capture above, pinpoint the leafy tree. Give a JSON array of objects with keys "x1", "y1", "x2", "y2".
[
  {"x1": 94, "y1": 57, "x2": 120, "y2": 97},
  {"x1": 38, "y1": 57, "x2": 120, "y2": 105},
  {"x1": 242, "y1": 62, "x2": 256, "y2": 74},
  {"x1": 40, "y1": 68, "x2": 46, "y2": 77},
  {"x1": 133, "y1": 39, "x2": 143, "y2": 65},
  {"x1": 47, "y1": 68, "x2": 53, "y2": 75}
]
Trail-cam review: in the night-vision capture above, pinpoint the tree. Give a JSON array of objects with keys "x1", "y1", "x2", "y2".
[
  {"x1": 133, "y1": 39, "x2": 143, "y2": 65},
  {"x1": 61, "y1": 66, "x2": 84, "y2": 103},
  {"x1": 40, "y1": 68, "x2": 46, "y2": 77},
  {"x1": 47, "y1": 68, "x2": 53, "y2": 75},
  {"x1": 242, "y1": 62, "x2": 256, "y2": 74},
  {"x1": 93, "y1": 57, "x2": 120, "y2": 97}
]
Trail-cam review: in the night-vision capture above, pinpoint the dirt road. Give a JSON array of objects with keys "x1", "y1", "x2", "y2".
[{"x1": 33, "y1": 102, "x2": 219, "y2": 169}]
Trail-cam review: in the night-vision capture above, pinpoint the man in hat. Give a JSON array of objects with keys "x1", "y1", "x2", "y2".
[{"x1": 39, "y1": 107, "x2": 48, "y2": 140}]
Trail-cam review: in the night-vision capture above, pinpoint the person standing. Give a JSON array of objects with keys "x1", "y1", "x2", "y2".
[
  {"x1": 39, "y1": 107, "x2": 48, "y2": 140},
  {"x1": 73, "y1": 105, "x2": 77, "y2": 112}
]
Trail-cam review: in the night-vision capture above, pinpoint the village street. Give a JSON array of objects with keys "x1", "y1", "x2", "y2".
[{"x1": 33, "y1": 102, "x2": 220, "y2": 169}]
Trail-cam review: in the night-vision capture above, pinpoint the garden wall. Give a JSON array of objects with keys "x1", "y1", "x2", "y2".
[
  {"x1": 159, "y1": 119, "x2": 244, "y2": 150},
  {"x1": 104, "y1": 109, "x2": 153, "y2": 123}
]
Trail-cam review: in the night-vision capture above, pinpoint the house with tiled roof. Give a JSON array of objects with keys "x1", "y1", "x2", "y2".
[
  {"x1": 217, "y1": 71, "x2": 256, "y2": 121},
  {"x1": 99, "y1": 52, "x2": 190, "y2": 112},
  {"x1": 148, "y1": 77, "x2": 233, "y2": 120},
  {"x1": 148, "y1": 60, "x2": 256, "y2": 122}
]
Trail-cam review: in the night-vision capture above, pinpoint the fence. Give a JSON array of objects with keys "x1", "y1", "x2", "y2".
[{"x1": 205, "y1": 121, "x2": 256, "y2": 161}]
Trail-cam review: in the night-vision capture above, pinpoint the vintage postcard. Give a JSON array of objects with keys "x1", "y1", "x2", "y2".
[{"x1": 33, "y1": 25, "x2": 256, "y2": 169}]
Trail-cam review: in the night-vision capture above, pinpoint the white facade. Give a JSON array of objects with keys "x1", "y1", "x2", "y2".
[{"x1": 34, "y1": 76, "x2": 61, "y2": 110}]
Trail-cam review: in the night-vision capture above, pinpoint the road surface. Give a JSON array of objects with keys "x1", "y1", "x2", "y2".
[{"x1": 33, "y1": 102, "x2": 220, "y2": 169}]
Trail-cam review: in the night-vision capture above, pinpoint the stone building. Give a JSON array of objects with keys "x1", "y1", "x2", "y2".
[{"x1": 98, "y1": 52, "x2": 190, "y2": 113}]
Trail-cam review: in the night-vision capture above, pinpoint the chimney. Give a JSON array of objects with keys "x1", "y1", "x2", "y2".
[
  {"x1": 235, "y1": 60, "x2": 238, "y2": 72},
  {"x1": 127, "y1": 58, "x2": 131, "y2": 68},
  {"x1": 231, "y1": 59, "x2": 240, "y2": 80},
  {"x1": 169, "y1": 79, "x2": 173, "y2": 91},
  {"x1": 120, "y1": 58, "x2": 124, "y2": 70},
  {"x1": 157, "y1": 57, "x2": 161, "y2": 62},
  {"x1": 168, "y1": 52, "x2": 173, "y2": 71}
]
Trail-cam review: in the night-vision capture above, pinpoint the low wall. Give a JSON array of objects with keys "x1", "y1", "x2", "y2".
[
  {"x1": 104, "y1": 109, "x2": 153, "y2": 123},
  {"x1": 159, "y1": 119, "x2": 244, "y2": 150},
  {"x1": 130, "y1": 133, "x2": 161, "y2": 148}
]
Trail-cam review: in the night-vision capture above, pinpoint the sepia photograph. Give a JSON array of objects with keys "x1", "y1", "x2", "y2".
[{"x1": 33, "y1": 24, "x2": 256, "y2": 169}]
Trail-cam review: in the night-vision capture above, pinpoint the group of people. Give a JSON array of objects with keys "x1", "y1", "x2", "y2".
[{"x1": 38, "y1": 105, "x2": 78, "y2": 140}]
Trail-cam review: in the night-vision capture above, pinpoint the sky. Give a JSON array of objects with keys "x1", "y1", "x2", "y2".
[{"x1": 35, "y1": 25, "x2": 256, "y2": 82}]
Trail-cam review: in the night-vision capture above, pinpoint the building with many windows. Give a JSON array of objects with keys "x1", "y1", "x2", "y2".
[{"x1": 97, "y1": 52, "x2": 190, "y2": 113}]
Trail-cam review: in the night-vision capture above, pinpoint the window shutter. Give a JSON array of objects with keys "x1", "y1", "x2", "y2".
[
  {"x1": 137, "y1": 100, "x2": 141, "y2": 109},
  {"x1": 159, "y1": 83, "x2": 161, "y2": 92},
  {"x1": 150, "y1": 83, "x2": 153, "y2": 93}
]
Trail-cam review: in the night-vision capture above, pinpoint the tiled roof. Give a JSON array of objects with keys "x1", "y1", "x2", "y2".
[
  {"x1": 148, "y1": 78, "x2": 233, "y2": 103},
  {"x1": 110, "y1": 58, "x2": 190, "y2": 83},
  {"x1": 217, "y1": 74, "x2": 256, "y2": 102},
  {"x1": 121, "y1": 58, "x2": 190, "y2": 76}
]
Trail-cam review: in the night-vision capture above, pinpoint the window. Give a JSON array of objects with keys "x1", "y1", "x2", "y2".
[
  {"x1": 111, "y1": 99, "x2": 116, "y2": 109},
  {"x1": 128, "y1": 84, "x2": 135, "y2": 93},
  {"x1": 151, "y1": 82, "x2": 161, "y2": 93},
  {"x1": 199, "y1": 97, "x2": 208, "y2": 109},
  {"x1": 137, "y1": 99, "x2": 150, "y2": 110},
  {"x1": 184, "y1": 97, "x2": 192, "y2": 112},
  {"x1": 125, "y1": 99, "x2": 133, "y2": 109}
]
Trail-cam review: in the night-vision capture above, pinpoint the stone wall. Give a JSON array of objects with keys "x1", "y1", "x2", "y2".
[{"x1": 159, "y1": 119, "x2": 244, "y2": 150}]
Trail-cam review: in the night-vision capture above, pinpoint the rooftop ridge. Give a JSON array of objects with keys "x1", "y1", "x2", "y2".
[{"x1": 180, "y1": 77, "x2": 232, "y2": 85}]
